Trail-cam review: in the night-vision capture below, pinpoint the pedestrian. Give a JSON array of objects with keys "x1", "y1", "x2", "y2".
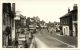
[
  {"x1": 27, "y1": 31, "x2": 33, "y2": 47},
  {"x1": 29, "y1": 32, "x2": 33, "y2": 39},
  {"x1": 15, "y1": 40, "x2": 18, "y2": 48},
  {"x1": 5, "y1": 26, "x2": 11, "y2": 35},
  {"x1": 47, "y1": 27, "x2": 49, "y2": 32},
  {"x1": 50, "y1": 28, "x2": 53, "y2": 34},
  {"x1": 24, "y1": 41, "x2": 29, "y2": 48}
]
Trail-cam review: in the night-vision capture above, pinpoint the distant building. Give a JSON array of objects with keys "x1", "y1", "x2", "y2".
[
  {"x1": 60, "y1": 4, "x2": 78, "y2": 37},
  {"x1": 33, "y1": 16, "x2": 40, "y2": 23},
  {"x1": 40, "y1": 20, "x2": 46, "y2": 29},
  {"x1": 26, "y1": 17, "x2": 30, "y2": 28},
  {"x1": 26, "y1": 17, "x2": 37, "y2": 33},
  {"x1": 20, "y1": 15, "x2": 26, "y2": 28}
]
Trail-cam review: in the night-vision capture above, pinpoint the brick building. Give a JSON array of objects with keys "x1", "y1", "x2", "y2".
[{"x1": 60, "y1": 4, "x2": 78, "y2": 37}]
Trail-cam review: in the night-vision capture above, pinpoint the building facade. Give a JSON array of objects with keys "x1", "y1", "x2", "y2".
[
  {"x1": 2, "y1": 3, "x2": 15, "y2": 47},
  {"x1": 60, "y1": 4, "x2": 78, "y2": 37}
]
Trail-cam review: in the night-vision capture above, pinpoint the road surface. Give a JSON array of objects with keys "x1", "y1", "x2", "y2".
[{"x1": 30, "y1": 29, "x2": 76, "y2": 48}]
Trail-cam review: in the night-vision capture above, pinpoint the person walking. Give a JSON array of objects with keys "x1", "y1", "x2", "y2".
[
  {"x1": 47, "y1": 27, "x2": 49, "y2": 32},
  {"x1": 15, "y1": 40, "x2": 18, "y2": 48},
  {"x1": 50, "y1": 27, "x2": 53, "y2": 34}
]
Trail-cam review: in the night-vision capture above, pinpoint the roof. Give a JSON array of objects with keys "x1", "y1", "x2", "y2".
[
  {"x1": 60, "y1": 13, "x2": 71, "y2": 19},
  {"x1": 60, "y1": 9, "x2": 77, "y2": 19}
]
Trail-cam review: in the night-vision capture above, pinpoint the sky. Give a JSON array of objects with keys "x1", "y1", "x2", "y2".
[{"x1": 1, "y1": 0, "x2": 78, "y2": 23}]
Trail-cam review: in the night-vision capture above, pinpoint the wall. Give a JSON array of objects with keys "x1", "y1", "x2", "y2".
[{"x1": 72, "y1": 23, "x2": 77, "y2": 37}]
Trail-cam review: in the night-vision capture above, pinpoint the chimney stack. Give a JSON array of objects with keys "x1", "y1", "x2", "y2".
[
  {"x1": 12, "y1": 3, "x2": 15, "y2": 17},
  {"x1": 73, "y1": 4, "x2": 77, "y2": 10},
  {"x1": 68, "y1": 8, "x2": 70, "y2": 13},
  {"x1": 3, "y1": 3, "x2": 11, "y2": 14}
]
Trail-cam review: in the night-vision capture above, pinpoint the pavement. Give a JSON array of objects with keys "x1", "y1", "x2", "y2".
[{"x1": 32, "y1": 29, "x2": 77, "y2": 48}]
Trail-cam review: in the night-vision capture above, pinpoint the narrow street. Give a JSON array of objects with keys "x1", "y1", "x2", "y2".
[{"x1": 30, "y1": 29, "x2": 77, "y2": 48}]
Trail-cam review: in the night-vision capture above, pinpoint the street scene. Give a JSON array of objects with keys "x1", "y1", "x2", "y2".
[{"x1": 2, "y1": 0, "x2": 78, "y2": 48}]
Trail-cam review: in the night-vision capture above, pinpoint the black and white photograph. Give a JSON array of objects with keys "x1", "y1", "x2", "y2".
[{"x1": 2, "y1": 0, "x2": 79, "y2": 48}]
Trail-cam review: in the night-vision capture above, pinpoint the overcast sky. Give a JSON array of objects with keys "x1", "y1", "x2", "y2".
[{"x1": 2, "y1": 0, "x2": 78, "y2": 23}]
